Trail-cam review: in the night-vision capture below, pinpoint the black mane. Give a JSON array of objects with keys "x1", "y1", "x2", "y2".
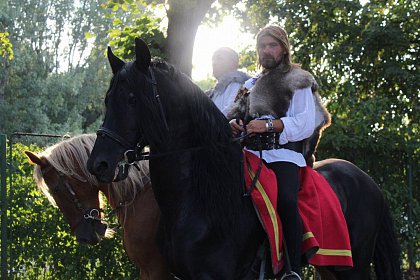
[{"x1": 129, "y1": 58, "x2": 245, "y2": 235}]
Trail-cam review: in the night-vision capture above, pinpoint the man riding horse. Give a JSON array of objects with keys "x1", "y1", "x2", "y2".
[{"x1": 229, "y1": 25, "x2": 330, "y2": 279}]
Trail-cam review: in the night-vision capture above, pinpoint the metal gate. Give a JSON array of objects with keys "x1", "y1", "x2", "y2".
[{"x1": 0, "y1": 132, "x2": 66, "y2": 279}]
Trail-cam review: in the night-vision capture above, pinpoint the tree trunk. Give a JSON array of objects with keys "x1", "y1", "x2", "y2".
[{"x1": 166, "y1": 0, "x2": 216, "y2": 77}]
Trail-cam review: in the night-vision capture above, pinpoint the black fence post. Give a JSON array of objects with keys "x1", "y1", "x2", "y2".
[
  {"x1": 0, "y1": 134, "x2": 7, "y2": 279},
  {"x1": 406, "y1": 154, "x2": 414, "y2": 273}
]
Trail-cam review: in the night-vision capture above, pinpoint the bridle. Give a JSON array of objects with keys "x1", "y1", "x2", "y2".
[
  {"x1": 61, "y1": 178, "x2": 103, "y2": 222},
  {"x1": 96, "y1": 66, "x2": 170, "y2": 181},
  {"x1": 44, "y1": 164, "x2": 148, "y2": 233},
  {"x1": 43, "y1": 166, "x2": 104, "y2": 232}
]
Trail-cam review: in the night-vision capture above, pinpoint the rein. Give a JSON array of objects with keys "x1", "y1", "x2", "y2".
[
  {"x1": 98, "y1": 64, "x2": 260, "y2": 192},
  {"x1": 131, "y1": 145, "x2": 208, "y2": 161},
  {"x1": 104, "y1": 182, "x2": 145, "y2": 231},
  {"x1": 149, "y1": 65, "x2": 169, "y2": 131},
  {"x1": 98, "y1": 65, "x2": 240, "y2": 181}
]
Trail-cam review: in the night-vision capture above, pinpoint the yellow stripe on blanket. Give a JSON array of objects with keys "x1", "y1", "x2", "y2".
[
  {"x1": 247, "y1": 166, "x2": 281, "y2": 260},
  {"x1": 317, "y1": 249, "x2": 352, "y2": 257},
  {"x1": 302, "y1": 231, "x2": 315, "y2": 241}
]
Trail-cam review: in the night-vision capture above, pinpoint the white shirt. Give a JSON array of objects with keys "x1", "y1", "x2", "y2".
[
  {"x1": 208, "y1": 70, "x2": 250, "y2": 116},
  {"x1": 212, "y1": 82, "x2": 243, "y2": 116},
  {"x1": 246, "y1": 80, "x2": 316, "y2": 167}
]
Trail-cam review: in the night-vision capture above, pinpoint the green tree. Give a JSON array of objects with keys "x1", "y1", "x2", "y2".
[
  {"x1": 0, "y1": 32, "x2": 13, "y2": 125},
  {"x1": 104, "y1": 0, "x2": 246, "y2": 76},
  {"x1": 0, "y1": 0, "x2": 113, "y2": 135},
  {"x1": 0, "y1": 0, "x2": 13, "y2": 126}
]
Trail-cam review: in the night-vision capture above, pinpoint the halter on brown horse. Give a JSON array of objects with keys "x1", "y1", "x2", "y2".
[{"x1": 25, "y1": 134, "x2": 174, "y2": 280}]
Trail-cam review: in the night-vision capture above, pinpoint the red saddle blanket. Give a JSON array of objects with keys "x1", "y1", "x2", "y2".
[{"x1": 243, "y1": 150, "x2": 353, "y2": 275}]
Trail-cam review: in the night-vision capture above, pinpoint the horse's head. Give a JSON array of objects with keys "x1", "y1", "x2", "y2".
[
  {"x1": 26, "y1": 147, "x2": 110, "y2": 245},
  {"x1": 88, "y1": 37, "x2": 233, "y2": 184},
  {"x1": 87, "y1": 38, "x2": 158, "y2": 183},
  {"x1": 88, "y1": 37, "x2": 205, "y2": 183}
]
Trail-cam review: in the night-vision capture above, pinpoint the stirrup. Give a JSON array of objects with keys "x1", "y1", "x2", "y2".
[{"x1": 280, "y1": 271, "x2": 302, "y2": 280}]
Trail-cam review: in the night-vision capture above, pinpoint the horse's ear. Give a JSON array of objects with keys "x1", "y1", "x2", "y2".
[
  {"x1": 134, "y1": 38, "x2": 151, "y2": 73},
  {"x1": 25, "y1": 151, "x2": 48, "y2": 167},
  {"x1": 107, "y1": 46, "x2": 125, "y2": 74}
]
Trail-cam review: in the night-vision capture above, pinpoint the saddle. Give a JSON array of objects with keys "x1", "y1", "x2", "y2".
[{"x1": 243, "y1": 150, "x2": 353, "y2": 275}]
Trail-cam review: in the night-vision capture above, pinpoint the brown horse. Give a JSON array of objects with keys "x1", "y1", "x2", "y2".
[{"x1": 25, "y1": 134, "x2": 174, "y2": 280}]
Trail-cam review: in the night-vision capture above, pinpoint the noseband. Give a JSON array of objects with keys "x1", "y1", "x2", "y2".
[{"x1": 96, "y1": 126, "x2": 144, "y2": 182}]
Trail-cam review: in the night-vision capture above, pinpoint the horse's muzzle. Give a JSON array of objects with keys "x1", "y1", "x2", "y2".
[{"x1": 75, "y1": 220, "x2": 107, "y2": 246}]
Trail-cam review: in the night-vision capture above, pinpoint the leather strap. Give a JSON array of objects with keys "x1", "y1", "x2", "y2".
[{"x1": 245, "y1": 133, "x2": 303, "y2": 153}]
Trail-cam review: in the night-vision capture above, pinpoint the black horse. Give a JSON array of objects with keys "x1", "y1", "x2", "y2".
[{"x1": 87, "y1": 38, "x2": 402, "y2": 280}]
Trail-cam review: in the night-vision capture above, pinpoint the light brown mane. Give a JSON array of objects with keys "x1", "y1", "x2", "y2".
[{"x1": 33, "y1": 134, "x2": 150, "y2": 207}]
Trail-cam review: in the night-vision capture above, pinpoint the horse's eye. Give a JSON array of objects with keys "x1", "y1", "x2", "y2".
[{"x1": 128, "y1": 92, "x2": 136, "y2": 106}]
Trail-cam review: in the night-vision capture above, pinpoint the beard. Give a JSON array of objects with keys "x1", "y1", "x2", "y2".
[{"x1": 260, "y1": 56, "x2": 281, "y2": 69}]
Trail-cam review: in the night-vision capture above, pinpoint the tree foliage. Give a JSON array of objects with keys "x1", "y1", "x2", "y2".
[
  {"x1": 0, "y1": 32, "x2": 13, "y2": 60},
  {"x1": 103, "y1": 0, "x2": 166, "y2": 60},
  {"x1": 103, "y1": 0, "x2": 232, "y2": 76},
  {"x1": 0, "y1": 0, "x2": 112, "y2": 134}
]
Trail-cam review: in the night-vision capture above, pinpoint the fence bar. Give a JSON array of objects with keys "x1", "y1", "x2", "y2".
[
  {"x1": 406, "y1": 155, "x2": 414, "y2": 272},
  {"x1": 0, "y1": 134, "x2": 7, "y2": 279}
]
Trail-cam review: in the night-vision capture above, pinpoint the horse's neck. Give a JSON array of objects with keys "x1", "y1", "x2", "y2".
[
  {"x1": 98, "y1": 183, "x2": 140, "y2": 226},
  {"x1": 149, "y1": 155, "x2": 194, "y2": 218},
  {"x1": 97, "y1": 184, "x2": 130, "y2": 210}
]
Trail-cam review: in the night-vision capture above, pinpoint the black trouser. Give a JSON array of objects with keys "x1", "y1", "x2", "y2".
[{"x1": 264, "y1": 161, "x2": 302, "y2": 274}]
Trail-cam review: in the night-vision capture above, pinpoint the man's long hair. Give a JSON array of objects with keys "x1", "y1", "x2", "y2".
[{"x1": 256, "y1": 25, "x2": 293, "y2": 71}]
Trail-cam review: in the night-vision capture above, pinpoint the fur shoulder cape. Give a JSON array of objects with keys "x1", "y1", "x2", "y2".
[{"x1": 228, "y1": 65, "x2": 331, "y2": 167}]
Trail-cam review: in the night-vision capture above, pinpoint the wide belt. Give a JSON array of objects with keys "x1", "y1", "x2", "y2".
[
  {"x1": 245, "y1": 133, "x2": 303, "y2": 153},
  {"x1": 278, "y1": 141, "x2": 303, "y2": 153}
]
